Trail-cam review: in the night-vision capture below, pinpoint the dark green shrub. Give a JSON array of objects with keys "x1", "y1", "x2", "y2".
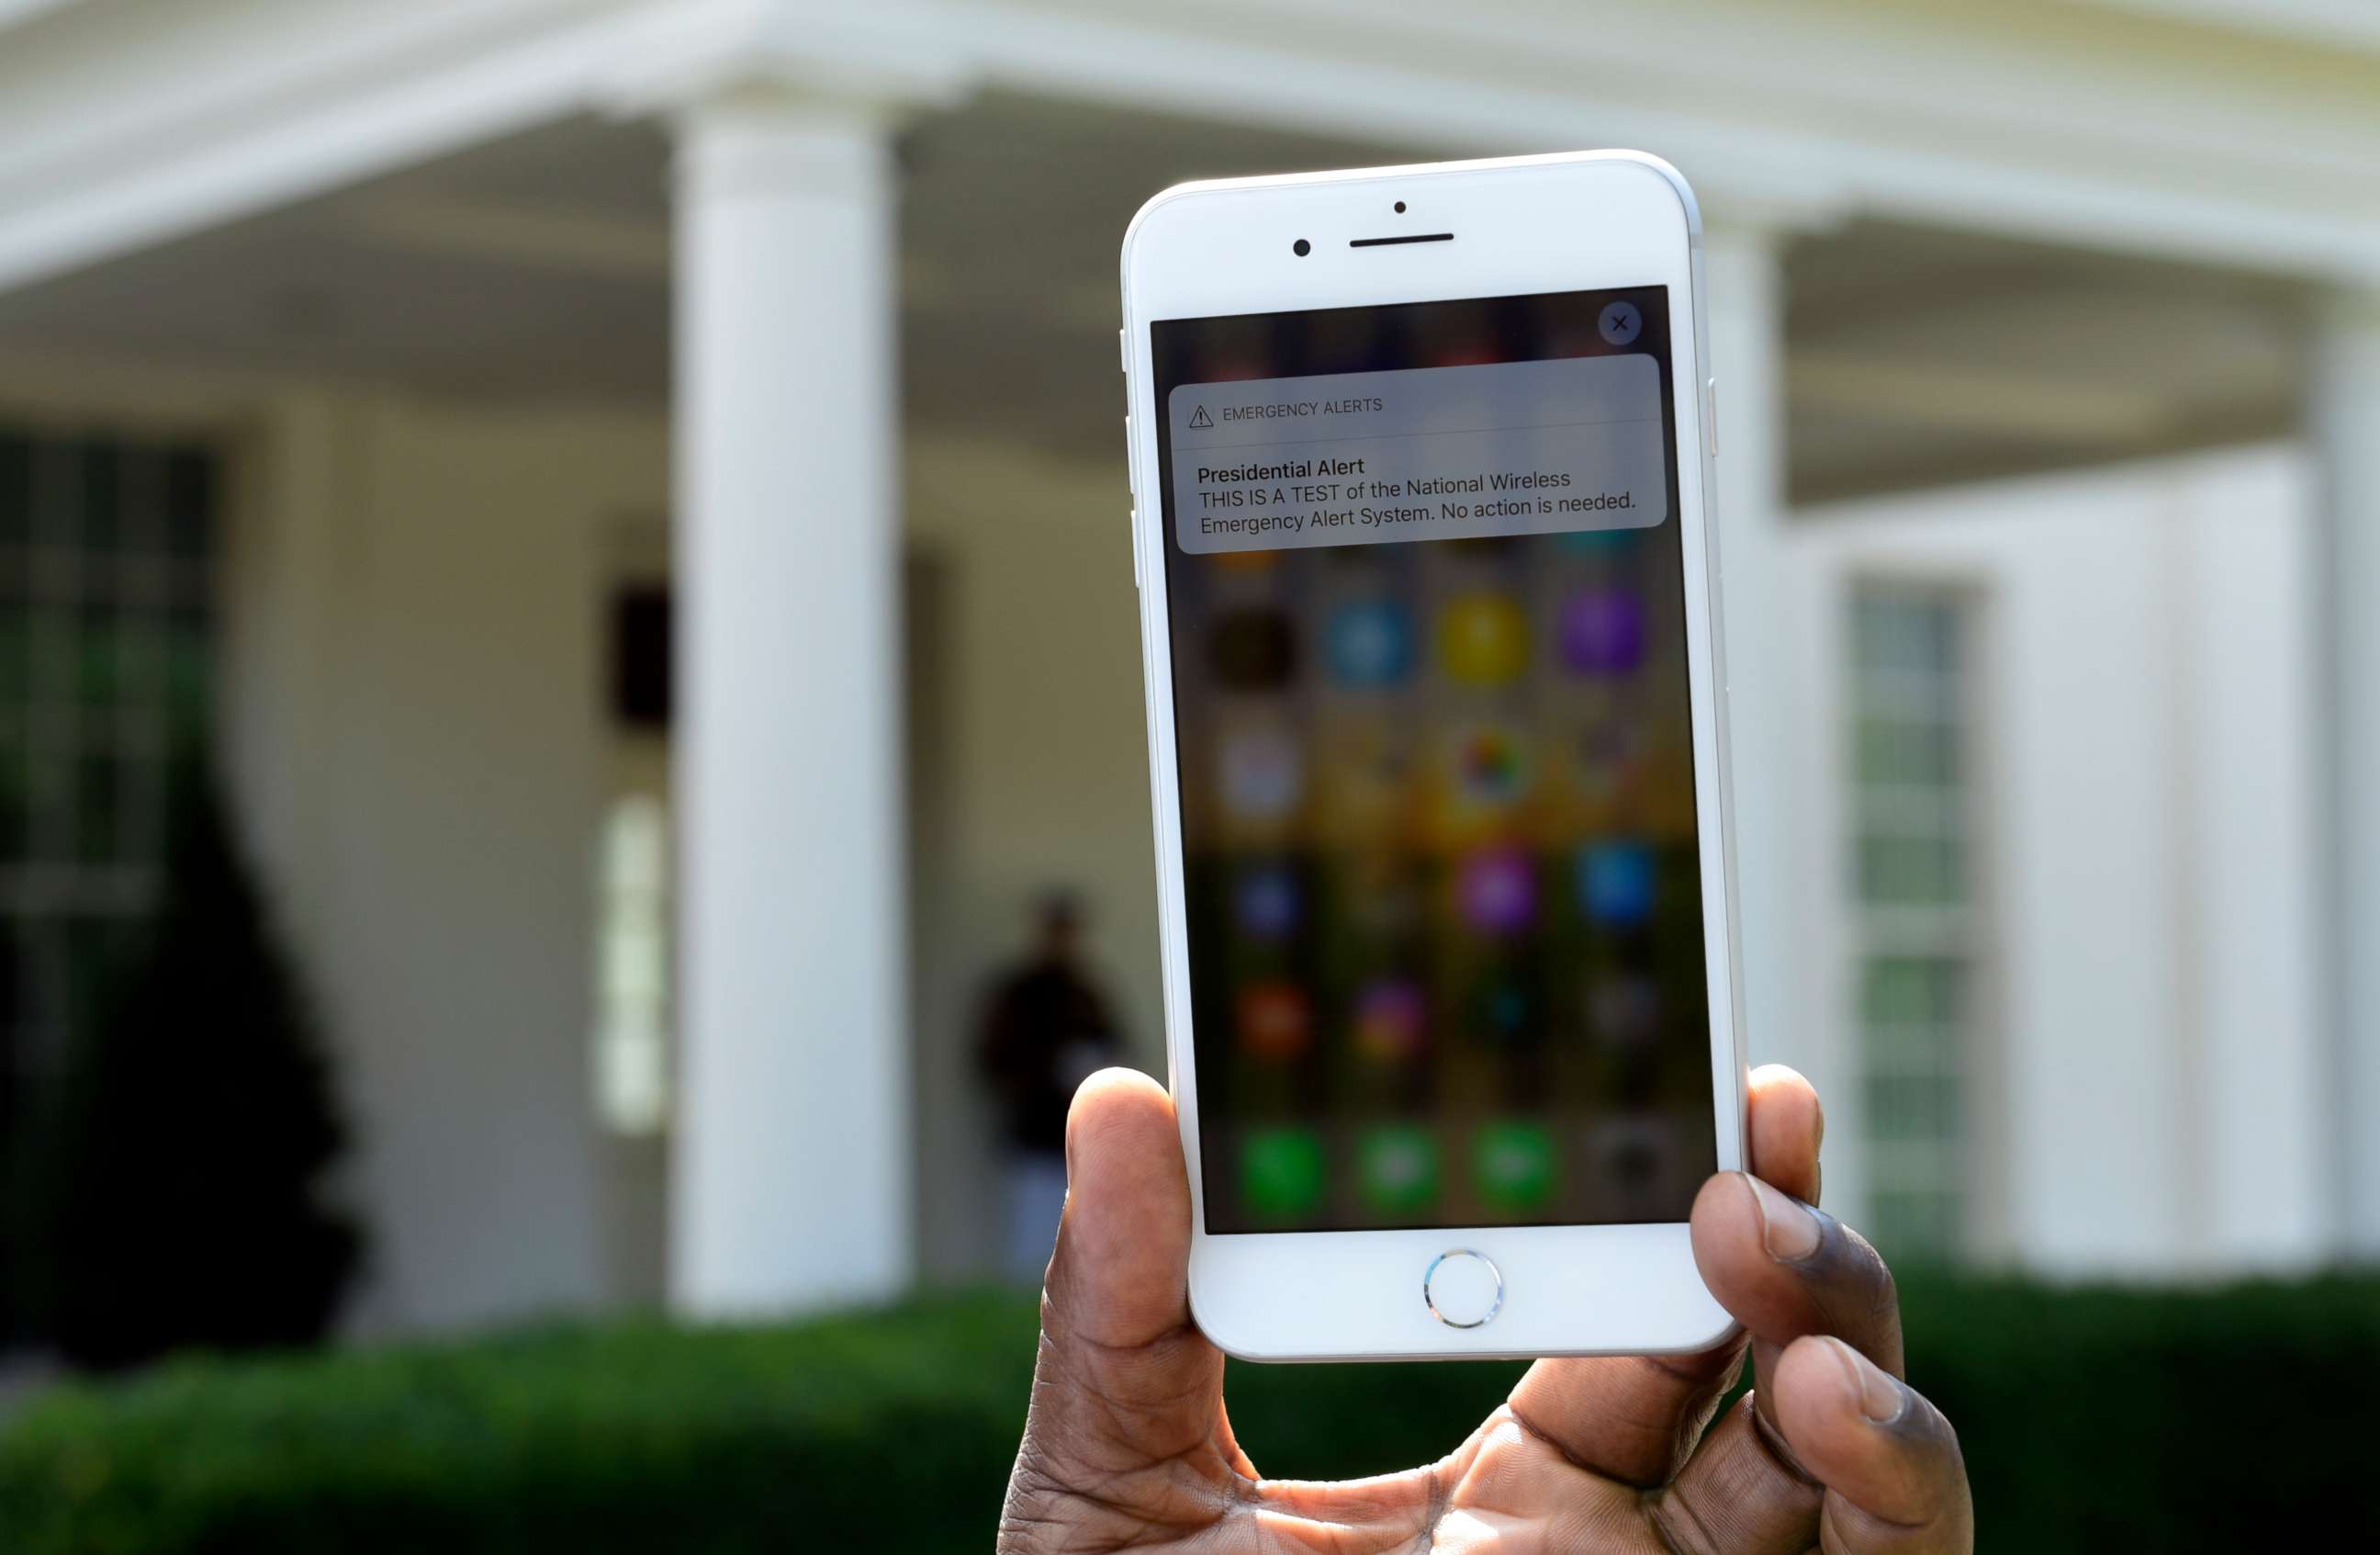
[
  {"x1": 14, "y1": 764, "x2": 360, "y2": 1369},
  {"x1": 1, "y1": 1274, "x2": 2373, "y2": 1552}
]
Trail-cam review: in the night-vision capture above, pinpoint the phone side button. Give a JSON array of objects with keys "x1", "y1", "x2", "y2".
[
  {"x1": 1422, "y1": 1248, "x2": 1503, "y2": 1330},
  {"x1": 1704, "y1": 377, "x2": 1719, "y2": 459},
  {"x1": 1129, "y1": 507, "x2": 1144, "y2": 591}
]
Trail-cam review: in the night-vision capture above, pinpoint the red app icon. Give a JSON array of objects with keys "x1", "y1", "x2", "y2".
[{"x1": 1237, "y1": 980, "x2": 1312, "y2": 1062}]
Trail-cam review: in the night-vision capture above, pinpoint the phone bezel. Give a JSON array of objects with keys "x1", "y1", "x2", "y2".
[{"x1": 1119, "y1": 152, "x2": 1747, "y2": 1361}]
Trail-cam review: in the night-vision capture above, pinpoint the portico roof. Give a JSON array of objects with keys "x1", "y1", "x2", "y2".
[{"x1": 0, "y1": 68, "x2": 2334, "y2": 501}]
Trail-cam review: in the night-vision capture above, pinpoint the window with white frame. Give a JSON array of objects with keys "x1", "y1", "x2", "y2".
[
  {"x1": 592, "y1": 792, "x2": 672, "y2": 1137},
  {"x1": 0, "y1": 429, "x2": 216, "y2": 1336},
  {"x1": 1847, "y1": 586, "x2": 1977, "y2": 1262}
]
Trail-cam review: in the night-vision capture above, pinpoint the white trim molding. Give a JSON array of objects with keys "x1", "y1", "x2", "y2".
[{"x1": 0, "y1": 1, "x2": 2375, "y2": 300}]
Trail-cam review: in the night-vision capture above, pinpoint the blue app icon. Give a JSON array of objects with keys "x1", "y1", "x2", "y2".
[
  {"x1": 1577, "y1": 841, "x2": 1656, "y2": 926},
  {"x1": 1235, "y1": 863, "x2": 1302, "y2": 939},
  {"x1": 1326, "y1": 600, "x2": 1414, "y2": 687}
]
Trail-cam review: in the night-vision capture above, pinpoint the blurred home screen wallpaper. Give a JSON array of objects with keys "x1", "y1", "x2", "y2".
[{"x1": 1151, "y1": 288, "x2": 1720, "y2": 1234}]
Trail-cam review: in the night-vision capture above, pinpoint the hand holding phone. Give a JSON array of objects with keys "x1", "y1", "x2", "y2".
[{"x1": 994, "y1": 1065, "x2": 1975, "y2": 1555}]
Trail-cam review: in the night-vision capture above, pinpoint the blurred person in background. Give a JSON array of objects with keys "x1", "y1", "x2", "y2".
[{"x1": 977, "y1": 891, "x2": 1126, "y2": 1281}]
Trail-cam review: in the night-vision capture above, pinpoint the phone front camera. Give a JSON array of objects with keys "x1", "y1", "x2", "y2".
[{"x1": 1292, "y1": 238, "x2": 1311, "y2": 257}]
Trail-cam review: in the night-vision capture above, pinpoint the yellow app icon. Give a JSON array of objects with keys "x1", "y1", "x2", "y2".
[{"x1": 1438, "y1": 592, "x2": 1530, "y2": 686}]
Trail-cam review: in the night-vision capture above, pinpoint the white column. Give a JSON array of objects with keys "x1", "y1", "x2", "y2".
[
  {"x1": 2316, "y1": 287, "x2": 2380, "y2": 1259},
  {"x1": 668, "y1": 88, "x2": 908, "y2": 1313},
  {"x1": 1701, "y1": 222, "x2": 1802, "y2": 1085}
]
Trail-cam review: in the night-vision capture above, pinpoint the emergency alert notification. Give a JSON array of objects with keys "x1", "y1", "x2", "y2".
[{"x1": 1167, "y1": 355, "x2": 1667, "y2": 555}]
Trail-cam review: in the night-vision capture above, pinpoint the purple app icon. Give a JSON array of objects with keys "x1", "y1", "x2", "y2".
[
  {"x1": 1558, "y1": 589, "x2": 1645, "y2": 675},
  {"x1": 1354, "y1": 977, "x2": 1428, "y2": 1062},
  {"x1": 1457, "y1": 845, "x2": 1538, "y2": 935}
]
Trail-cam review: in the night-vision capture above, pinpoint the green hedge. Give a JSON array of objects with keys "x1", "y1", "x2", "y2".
[{"x1": 2, "y1": 1274, "x2": 2374, "y2": 1552}]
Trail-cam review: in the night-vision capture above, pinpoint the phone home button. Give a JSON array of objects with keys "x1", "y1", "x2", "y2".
[{"x1": 1422, "y1": 1248, "x2": 1503, "y2": 1330}]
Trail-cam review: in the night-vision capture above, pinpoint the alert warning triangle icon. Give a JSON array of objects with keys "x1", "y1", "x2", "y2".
[{"x1": 1189, "y1": 405, "x2": 1213, "y2": 429}]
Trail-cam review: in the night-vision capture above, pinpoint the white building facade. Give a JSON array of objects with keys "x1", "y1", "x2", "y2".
[{"x1": 0, "y1": 0, "x2": 2374, "y2": 1335}]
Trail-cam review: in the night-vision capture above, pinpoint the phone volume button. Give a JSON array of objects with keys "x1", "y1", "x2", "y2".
[{"x1": 1129, "y1": 506, "x2": 1144, "y2": 591}]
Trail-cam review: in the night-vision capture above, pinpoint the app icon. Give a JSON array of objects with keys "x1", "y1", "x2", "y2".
[
  {"x1": 1236, "y1": 979, "x2": 1312, "y2": 1062},
  {"x1": 1558, "y1": 589, "x2": 1645, "y2": 675},
  {"x1": 1437, "y1": 593, "x2": 1530, "y2": 686},
  {"x1": 1589, "y1": 975, "x2": 1661, "y2": 1047},
  {"x1": 1241, "y1": 1127, "x2": 1325, "y2": 1217},
  {"x1": 1347, "y1": 852, "x2": 1423, "y2": 937},
  {"x1": 1450, "y1": 723, "x2": 1530, "y2": 810},
  {"x1": 1469, "y1": 975, "x2": 1541, "y2": 1047},
  {"x1": 1599, "y1": 299, "x2": 1644, "y2": 347},
  {"x1": 1475, "y1": 1121, "x2": 1557, "y2": 1211},
  {"x1": 1353, "y1": 976, "x2": 1427, "y2": 1062},
  {"x1": 1585, "y1": 1117, "x2": 1678, "y2": 1213},
  {"x1": 1457, "y1": 845, "x2": 1538, "y2": 934},
  {"x1": 1234, "y1": 863, "x2": 1302, "y2": 939},
  {"x1": 1575, "y1": 719, "x2": 1645, "y2": 805},
  {"x1": 1210, "y1": 606, "x2": 1297, "y2": 691},
  {"x1": 1610, "y1": 1131, "x2": 1662, "y2": 1189},
  {"x1": 1220, "y1": 727, "x2": 1302, "y2": 818},
  {"x1": 1577, "y1": 840, "x2": 1656, "y2": 926},
  {"x1": 1318, "y1": 721, "x2": 1412, "y2": 841},
  {"x1": 1326, "y1": 599, "x2": 1415, "y2": 687},
  {"x1": 1358, "y1": 1124, "x2": 1440, "y2": 1214}
]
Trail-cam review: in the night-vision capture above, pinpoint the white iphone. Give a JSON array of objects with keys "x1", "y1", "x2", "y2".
[{"x1": 1117, "y1": 152, "x2": 1746, "y2": 1361}]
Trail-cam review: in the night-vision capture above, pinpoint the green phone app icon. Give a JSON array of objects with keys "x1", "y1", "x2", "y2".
[
  {"x1": 1359, "y1": 1124, "x2": 1441, "y2": 1214},
  {"x1": 1241, "y1": 1127, "x2": 1326, "y2": 1217},
  {"x1": 1476, "y1": 1120, "x2": 1556, "y2": 1211}
]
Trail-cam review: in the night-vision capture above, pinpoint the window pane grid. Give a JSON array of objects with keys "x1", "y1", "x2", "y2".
[
  {"x1": 0, "y1": 548, "x2": 211, "y2": 603},
  {"x1": 1850, "y1": 672, "x2": 1960, "y2": 721},
  {"x1": 1847, "y1": 589, "x2": 1975, "y2": 1265},
  {"x1": 0, "y1": 434, "x2": 214, "y2": 1110},
  {"x1": 1850, "y1": 786, "x2": 1966, "y2": 834}
]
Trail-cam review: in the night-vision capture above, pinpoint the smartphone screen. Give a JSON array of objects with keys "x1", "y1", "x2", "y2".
[{"x1": 1150, "y1": 286, "x2": 1717, "y2": 1234}]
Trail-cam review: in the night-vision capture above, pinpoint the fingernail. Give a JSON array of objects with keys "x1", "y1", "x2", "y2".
[
  {"x1": 1827, "y1": 1336, "x2": 1908, "y2": 1425},
  {"x1": 1745, "y1": 1173, "x2": 1822, "y2": 1261}
]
